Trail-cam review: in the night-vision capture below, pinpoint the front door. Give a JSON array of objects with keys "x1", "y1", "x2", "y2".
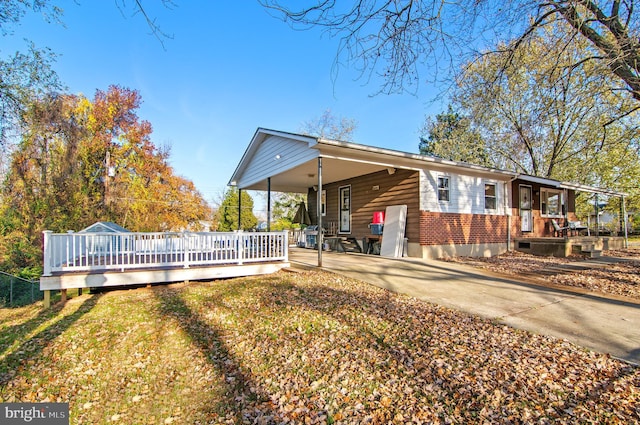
[
  {"x1": 339, "y1": 185, "x2": 351, "y2": 233},
  {"x1": 520, "y1": 185, "x2": 533, "y2": 232}
]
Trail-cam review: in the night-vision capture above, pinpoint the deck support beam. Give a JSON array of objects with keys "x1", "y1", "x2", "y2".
[{"x1": 43, "y1": 290, "x2": 51, "y2": 309}]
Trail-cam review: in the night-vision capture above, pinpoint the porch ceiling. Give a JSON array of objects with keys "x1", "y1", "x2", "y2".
[{"x1": 238, "y1": 156, "x2": 390, "y2": 193}]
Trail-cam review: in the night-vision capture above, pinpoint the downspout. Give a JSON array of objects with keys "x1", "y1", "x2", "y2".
[{"x1": 317, "y1": 156, "x2": 323, "y2": 267}]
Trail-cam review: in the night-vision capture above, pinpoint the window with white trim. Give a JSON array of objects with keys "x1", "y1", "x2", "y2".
[
  {"x1": 541, "y1": 189, "x2": 564, "y2": 217},
  {"x1": 437, "y1": 176, "x2": 450, "y2": 202},
  {"x1": 484, "y1": 182, "x2": 497, "y2": 210}
]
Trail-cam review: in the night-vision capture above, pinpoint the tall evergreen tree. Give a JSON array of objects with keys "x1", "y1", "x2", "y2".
[{"x1": 215, "y1": 188, "x2": 257, "y2": 231}]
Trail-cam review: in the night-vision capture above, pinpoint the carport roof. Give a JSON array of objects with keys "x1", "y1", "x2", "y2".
[
  {"x1": 229, "y1": 128, "x2": 514, "y2": 193},
  {"x1": 516, "y1": 175, "x2": 626, "y2": 197},
  {"x1": 228, "y1": 128, "x2": 626, "y2": 197}
]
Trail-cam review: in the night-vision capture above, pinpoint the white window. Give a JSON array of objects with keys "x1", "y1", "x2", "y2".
[
  {"x1": 541, "y1": 189, "x2": 564, "y2": 217},
  {"x1": 437, "y1": 176, "x2": 450, "y2": 202},
  {"x1": 484, "y1": 182, "x2": 497, "y2": 210}
]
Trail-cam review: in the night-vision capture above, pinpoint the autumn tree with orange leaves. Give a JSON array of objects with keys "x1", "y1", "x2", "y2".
[{"x1": 0, "y1": 86, "x2": 211, "y2": 276}]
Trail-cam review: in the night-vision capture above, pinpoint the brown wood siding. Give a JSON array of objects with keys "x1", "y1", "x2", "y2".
[{"x1": 307, "y1": 169, "x2": 420, "y2": 242}]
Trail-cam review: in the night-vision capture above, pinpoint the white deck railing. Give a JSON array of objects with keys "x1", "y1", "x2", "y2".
[{"x1": 42, "y1": 230, "x2": 289, "y2": 276}]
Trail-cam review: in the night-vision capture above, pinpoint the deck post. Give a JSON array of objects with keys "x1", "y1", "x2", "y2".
[
  {"x1": 60, "y1": 289, "x2": 67, "y2": 304},
  {"x1": 43, "y1": 290, "x2": 51, "y2": 309},
  {"x1": 43, "y1": 230, "x2": 53, "y2": 277},
  {"x1": 183, "y1": 231, "x2": 190, "y2": 268},
  {"x1": 237, "y1": 230, "x2": 244, "y2": 265},
  {"x1": 282, "y1": 230, "x2": 289, "y2": 260}
]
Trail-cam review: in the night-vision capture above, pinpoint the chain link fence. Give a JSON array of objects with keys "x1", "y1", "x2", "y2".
[{"x1": 0, "y1": 271, "x2": 43, "y2": 308}]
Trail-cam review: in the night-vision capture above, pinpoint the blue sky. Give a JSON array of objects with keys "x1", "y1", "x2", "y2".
[{"x1": 3, "y1": 2, "x2": 445, "y2": 216}]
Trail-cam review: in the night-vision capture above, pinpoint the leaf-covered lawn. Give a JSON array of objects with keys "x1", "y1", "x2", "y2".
[
  {"x1": 443, "y1": 249, "x2": 640, "y2": 300},
  {"x1": 1, "y1": 271, "x2": 638, "y2": 424}
]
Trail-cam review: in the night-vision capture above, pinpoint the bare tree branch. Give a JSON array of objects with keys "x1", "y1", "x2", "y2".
[
  {"x1": 262, "y1": 0, "x2": 640, "y2": 102},
  {"x1": 115, "y1": 0, "x2": 176, "y2": 49}
]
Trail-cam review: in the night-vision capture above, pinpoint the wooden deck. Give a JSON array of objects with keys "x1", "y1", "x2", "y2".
[{"x1": 41, "y1": 230, "x2": 290, "y2": 307}]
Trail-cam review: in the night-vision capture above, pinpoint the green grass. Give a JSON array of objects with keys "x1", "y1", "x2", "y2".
[{"x1": 0, "y1": 271, "x2": 638, "y2": 424}]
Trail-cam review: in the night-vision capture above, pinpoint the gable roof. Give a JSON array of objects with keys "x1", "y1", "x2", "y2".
[
  {"x1": 229, "y1": 127, "x2": 625, "y2": 196},
  {"x1": 79, "y1": 221, "x2": 131, "y2": 233}
]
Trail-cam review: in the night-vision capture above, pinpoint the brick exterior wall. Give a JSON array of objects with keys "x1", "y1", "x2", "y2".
[{"x1": 419, "y1": 211, "x2": 509, "y2": 246}]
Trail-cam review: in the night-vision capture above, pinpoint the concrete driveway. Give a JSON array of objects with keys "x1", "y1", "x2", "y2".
[{"x1": 289, "y1": 248, "x2": 640, "y2": 365}]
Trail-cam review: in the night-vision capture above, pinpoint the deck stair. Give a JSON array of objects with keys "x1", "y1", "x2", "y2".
[
  {"x1": 582, "y1": 248, "x2": 602, "y2": 258},
  {"x1": 572, "y1": 243, "x2": 602, "y2": 258},
  {"x1": 326, "y1": 237, "x2": 362, "y2": 253},
  {"x1": 342, "y1": 237, "x2": 363, "y2": 253}
]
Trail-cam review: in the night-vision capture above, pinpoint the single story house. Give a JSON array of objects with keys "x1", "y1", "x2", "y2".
[{"x1": 229, "y1": 128, "x2": 627, "y2": 259}]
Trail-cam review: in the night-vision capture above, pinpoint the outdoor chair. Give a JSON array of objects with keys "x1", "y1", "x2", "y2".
[
  {"x1": 568, "y1": 220, "x2": 588, "y2": 236},
  {"x1": 551, "y1": 219, "x2": 569, "y2": 237}
]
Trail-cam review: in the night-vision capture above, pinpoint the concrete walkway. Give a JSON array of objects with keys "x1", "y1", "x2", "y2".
[{"x1": 289, "y1": 248, "x2": 640, "y2": 365}]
